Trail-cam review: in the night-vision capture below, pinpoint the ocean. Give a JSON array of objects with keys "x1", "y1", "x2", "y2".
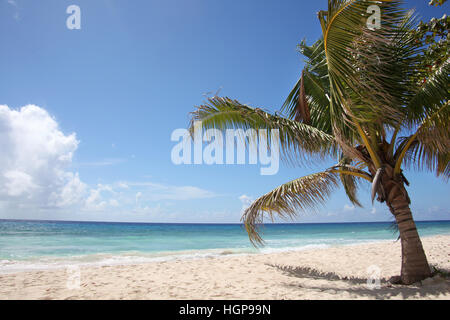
[{"x1": 1, "y1": 219, "x2": 449, "y2": 274}]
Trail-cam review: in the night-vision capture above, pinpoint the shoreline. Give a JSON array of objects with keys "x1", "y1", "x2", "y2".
[
  {"x1": 0, "y1": 234, "x2": 448, "y2": 299},
  {"x1": 0, "y1": 234, "x2": 447, "y2": 275}
]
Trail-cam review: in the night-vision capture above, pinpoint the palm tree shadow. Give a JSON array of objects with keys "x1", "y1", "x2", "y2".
[
  {"x1": 268, "y1": 264, "x2": 450, "y2": 299},
  {"x1": 268, "y1": 264, "x2": 368, "y2": 285}
]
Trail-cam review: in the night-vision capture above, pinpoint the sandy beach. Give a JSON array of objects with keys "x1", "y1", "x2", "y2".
[{"x1": 0, "y1": 235, "x2": 448, "y2": 300}]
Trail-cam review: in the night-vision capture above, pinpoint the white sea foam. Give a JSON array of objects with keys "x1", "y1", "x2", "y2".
[
  {"x1": 0, "y1": 248, "x2": 258, "y2": 274},
  {"x1": 260, "y1": 244, "x2": 330, "y2": 254},
  {"x1": 0, "y1": 234, "x2": 438, "y2": 274}
]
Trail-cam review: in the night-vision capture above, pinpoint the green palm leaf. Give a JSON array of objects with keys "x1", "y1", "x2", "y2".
[
  {"x1": 396, "y1": 101, "x2": 450, "y2": 178},
  {"x1": 405, "y1": 58, "x2": 450, "y2": 126},
  {"x1": 337, "y1": 155, "x2": 364, "y2": 207},
  {"x1": 282, "y1": 40, "x2": 332, "y2": 134},
  {"x1": 189, "y1": 97, "x2": 339, "y2": 165},
  {"x1": 241, "y1": 171, "x2": 340, "y2": 245},
  {"x1": 322, "y1": 1, "x2": 413, "y2": 137}
]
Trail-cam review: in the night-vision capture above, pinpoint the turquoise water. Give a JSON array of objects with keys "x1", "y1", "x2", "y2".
[{"x1": 0, "y1": 219, "x2": 449, "y2": 273}]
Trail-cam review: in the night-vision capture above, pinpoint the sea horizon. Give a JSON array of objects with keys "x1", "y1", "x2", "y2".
[{"x1": 2, "y1": 218, "x2": 450, "y2": 225}]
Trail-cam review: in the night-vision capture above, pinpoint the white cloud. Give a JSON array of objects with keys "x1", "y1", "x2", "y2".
[
  {"x1": 129, "y1": 204, "x2": 167, "y2": 220},
  {"x1": 0, "y1": 104, "x2": 86, "y2": 210},
  {"x1": 371, "y1": 207, "x2": 377, "y2": 214},
  {"x1": 77, "y1": 181, "x2": 219, "y2": 214},
  {"x1": 124, "y1": 181, "x2": 218, "y2": 201},
  {"x1": 6, "y1": 0, "x2": 19, "y2": 20},
  {"x1": 117, "y1": 182, "x2": 129, "y2": 189},
  {"x1": 83, "y1": 184, "x2": 116, "y2": 211},
  {"x1": 239, "y1": 194, "x2": 254, "y2": 212},
  {"x1": 109, "y1": 199, "x2": 119, "y2": 207},
  {"x1": 76, "y1": 158, "x2": 125, "y2": 167},
  {"x1": 0, "y1": 104, "x2": 225, "y2": 221},
  {"x1": 3, "y1": 170, "x2": 36, "y2": 197},
  {"x1": 49, "y1": 172, "x2": 85, "y2": 207},
  {"x1": 327, "y1": 211, "x2": 337, "y2": 217},
  {"x1": 343, "y1": 204, "x2": 355, "y2": 212}
]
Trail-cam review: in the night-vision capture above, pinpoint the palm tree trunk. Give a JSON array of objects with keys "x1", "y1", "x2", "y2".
[{"x1": 383, "y1": 179, "x2": 431, "y2": 284}]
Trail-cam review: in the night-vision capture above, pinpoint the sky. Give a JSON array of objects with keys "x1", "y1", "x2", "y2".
[{"x1": 0, "y1": 0, "x2": 448, "y2": 224}]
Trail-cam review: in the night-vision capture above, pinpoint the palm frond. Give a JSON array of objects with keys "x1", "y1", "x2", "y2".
[
  {"x1": 401, "y1": 139, "x2": 450, "y2": 180},
  {"x1": 395, "y1": 101, "x2": 450, "y2": 177},
  {"x1": 405, "y1": 58, "x2": 450, "y2": 126},
  {"x1": 348, "y1": 11, "x2": 423, "y2": 121},
  {"x1": 336, "y1": 155, "x2": 364, "y2": 207},
  {"x1": 294, "y1": 70, "x2": 312, "y2": 124},
  {"x1": 242, "y1": 171, "x2": 340, "y2": 245},
  {"x1": 189, "y1": 97, "x2": 339, "y2": 165},
  {"x1": 282, "y1": 39, "x2": 333, "y2": 137},
  {"x1": 321, "y1": 0, "x2": 410, "y2": 144}
]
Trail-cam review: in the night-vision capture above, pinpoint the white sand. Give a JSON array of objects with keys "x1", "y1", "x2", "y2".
[{"x1": 0, "y1": 235, "x2": 448, "y2": 300}]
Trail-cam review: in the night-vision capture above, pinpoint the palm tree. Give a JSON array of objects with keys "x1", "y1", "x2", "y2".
[{"x1": 189, "y1": 0, "x2": 449, "y2": 285}]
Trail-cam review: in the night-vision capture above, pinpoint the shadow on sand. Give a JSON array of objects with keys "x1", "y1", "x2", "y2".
[{"x1": 268, "y1": 264, "x2": 450, "y2": 299}]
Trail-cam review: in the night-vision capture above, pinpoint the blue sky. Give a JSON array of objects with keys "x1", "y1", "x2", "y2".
[{"x1": 0, "y1": 0, "x2": 448, "y2": 223}]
